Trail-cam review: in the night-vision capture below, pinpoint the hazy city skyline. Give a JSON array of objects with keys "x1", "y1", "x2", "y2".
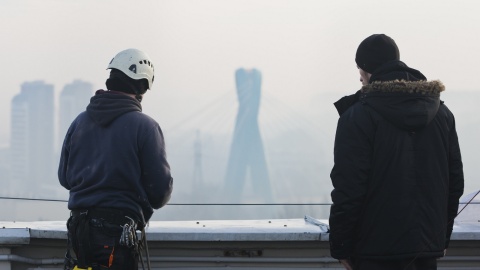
[
  {"x1": 1, "y1": 0, "x2": 480, "y2": 221},
  {"x1": 2, "y1": 0, "x2": 480, "y2": 145},
  {"x1": 2, "y1": 80, "x2": 93, "y2": 200}
]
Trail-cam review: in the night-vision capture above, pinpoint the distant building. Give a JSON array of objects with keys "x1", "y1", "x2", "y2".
[
  {"x1": 58, "y1": 80, "x2": 93, "y2": 146},
  {"x1": 0, "y1": 147, "x2": 10, "y2": 191},
  {"x1": 10, "y1": 81, "x2": 55, "y2": 195}
]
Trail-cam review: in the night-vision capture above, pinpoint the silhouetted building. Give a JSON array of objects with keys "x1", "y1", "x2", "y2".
[
  {"x1": 0, "y1": 147, "x2": 10, "y2": 191},
  {"x1": 224, "y1": 68, "x2": 272, "y2": 202},
  {"x1": 10, "y1": 81, "x2": 54, "y2": 194},
  {"x1": 58, "y1": 80, "x2": 93, "y2": 146}
]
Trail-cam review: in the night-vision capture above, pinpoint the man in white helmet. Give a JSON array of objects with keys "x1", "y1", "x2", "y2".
[{"x1": 59, "y1": 48, "x2": 173, "y2": 269}]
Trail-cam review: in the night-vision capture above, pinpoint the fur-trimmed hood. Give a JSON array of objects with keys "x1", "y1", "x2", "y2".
[
  {"x1": 359, "y1": 80, "x2": 445, "y2": 131},
  {"x1": 362, "y1": 80, "x2": 445, "y2": 95}
]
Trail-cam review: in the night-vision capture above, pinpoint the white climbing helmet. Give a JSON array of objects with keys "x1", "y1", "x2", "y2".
[{"x1": 107, "y1": 48, "x2": 154, "y2": 90}]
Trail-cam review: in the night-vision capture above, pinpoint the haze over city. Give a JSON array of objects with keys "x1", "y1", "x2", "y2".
[{"x1": 1, "y1": 0, "x2": 480, "y2": 222}]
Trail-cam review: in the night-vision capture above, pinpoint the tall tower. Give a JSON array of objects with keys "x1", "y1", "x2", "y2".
[
  {"x1": 224, "y1": 68, "x2": 272, "y2": 202},
  {"x1": 58, "y1": 80, "x2": 93, "y2": 146},
  {"x1": 10, "y1": 81, "x2": 54, "y2": 194}
]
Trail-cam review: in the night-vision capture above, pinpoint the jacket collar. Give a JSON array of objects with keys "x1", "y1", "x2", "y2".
[{"x1": 361, "y1": 80, "x2": 445, "y2": 95}]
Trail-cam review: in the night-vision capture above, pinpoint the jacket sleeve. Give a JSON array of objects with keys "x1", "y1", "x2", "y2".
[
  {"x1": 140, "y1": 124, "x2": 173, "y2": 209},
  {"x1": 329, "y1": 107, "x2": 373, "y2": 259},
  {"x1": 445, "y1": 113, "x2": 464, "y2": 248},
  {"x1": 58, "y1": 122, "x2": 75, "y2": 190}
]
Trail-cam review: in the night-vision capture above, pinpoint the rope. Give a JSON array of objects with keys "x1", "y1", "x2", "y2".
[{"x1": 0, "y1": 197, "x2": 332, "y2": 205}]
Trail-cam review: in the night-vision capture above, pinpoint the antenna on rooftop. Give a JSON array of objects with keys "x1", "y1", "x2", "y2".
[{"x1": 193, "y1": 130, "x2": 204, "y2": 191}]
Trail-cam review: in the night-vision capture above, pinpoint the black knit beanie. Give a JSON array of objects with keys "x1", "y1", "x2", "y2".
[
  {"x1": 355, "y1": 34, "x2": 400, "y2": 74},
  {"x1": 105, "y1": 69, "x2": 148, "y2": 101}
]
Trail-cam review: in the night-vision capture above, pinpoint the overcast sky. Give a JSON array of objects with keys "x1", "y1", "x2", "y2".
[
  {"x1": 2, "y1": 0, "x2": 480, "y2": 220},
  {"x1": 2, "y1": 0, "x2": 480, "y2": 145}
]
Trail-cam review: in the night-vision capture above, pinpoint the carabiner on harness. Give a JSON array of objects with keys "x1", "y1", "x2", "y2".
[{"x1": 119, "y1": 216, "x2": 138, "y2": 249}]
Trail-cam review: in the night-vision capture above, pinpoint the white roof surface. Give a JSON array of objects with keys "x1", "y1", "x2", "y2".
[
  {"x1": 0, "y1": 217, "x2": 329, "y2": 243},
  {"x1": 1, "y1": 215, "x2": 479, "y2": 245}
]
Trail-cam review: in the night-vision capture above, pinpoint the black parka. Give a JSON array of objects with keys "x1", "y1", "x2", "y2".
[{"x1": 329, "y1": 61, "x2": 464, "y2": 260}]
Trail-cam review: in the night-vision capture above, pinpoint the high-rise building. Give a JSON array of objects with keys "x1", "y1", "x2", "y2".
[
  {"x1": 58, "y1": 80, "x2": 93, "y2": 146},
  {"x1": 0, "y1": 147, "x2": 10, "y2": 192},
  {"x1": 10, "y1": 81, "x2": 54, "y2": 195}
]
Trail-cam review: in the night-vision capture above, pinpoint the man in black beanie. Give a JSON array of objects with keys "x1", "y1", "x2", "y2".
[
  {"x1": 329, "y1": 34, "x2": 464, "y2": 270},
  {"x1": 59, "y1": 48, "x2": 173, "y2": 269},
  {"x1": 356, "y1": 34, "x2": 400, "y2": 75}
]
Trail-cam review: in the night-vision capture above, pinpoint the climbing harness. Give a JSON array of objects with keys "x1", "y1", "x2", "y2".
[{"x1": 64, "y1": 209, "x2": 151, "y2": 270}]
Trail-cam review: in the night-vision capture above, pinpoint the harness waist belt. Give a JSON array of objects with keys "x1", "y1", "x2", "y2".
[{"x1": 71, "y1": 208, "x2": 139, "y2": 226}]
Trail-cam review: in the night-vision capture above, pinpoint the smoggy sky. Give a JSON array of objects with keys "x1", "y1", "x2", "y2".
[
  {"x1": 2, "y1": 0, "x2": 480, "y2": 222},
  {"x1": 1, "y1": 0, "x2": 480, "y2": 146}
]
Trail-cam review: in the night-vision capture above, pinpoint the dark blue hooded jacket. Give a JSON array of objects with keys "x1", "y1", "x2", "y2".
[{"x1": 58, "y1": 90, "x2": 173, "y2": 223}]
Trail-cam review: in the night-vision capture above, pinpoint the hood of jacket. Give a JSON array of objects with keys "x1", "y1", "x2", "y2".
[
  {"x1": 369, "y1": 60, "x2": 426, "y2": 83},
  {"x1": 86, "y1": 90, "x2": 142, "y2": 126},
  {"x1": 360, "y1": 79, "x2": 445, "y2": 131},
  {"x1": 334, "y1": 61, "x2": 428, "y2": 116}
]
